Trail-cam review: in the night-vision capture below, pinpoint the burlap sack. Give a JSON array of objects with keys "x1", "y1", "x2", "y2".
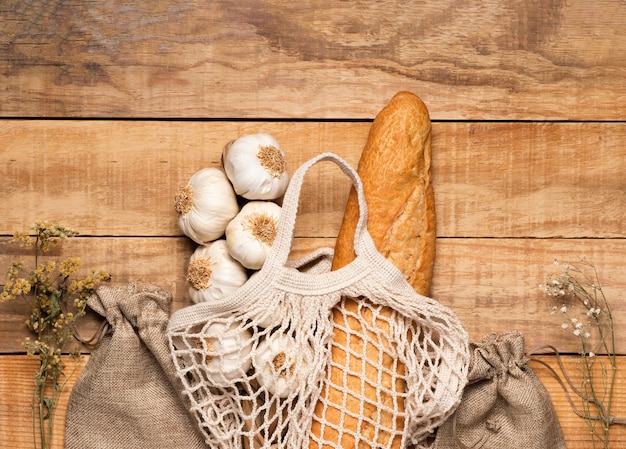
[
  {"x1": 64, "y1": 283, "x2": 206, "y2": 449},
  {"x1": 433, "y1": 332, "x2": 566, "y2": 449}
]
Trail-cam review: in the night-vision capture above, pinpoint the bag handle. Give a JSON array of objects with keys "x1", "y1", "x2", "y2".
[
  {"x1": 264, "y1": 152, "x2": 371, "y2": 270},
  {"x1": 168, "y1": 152, "x2": 387, "y2": 323}
]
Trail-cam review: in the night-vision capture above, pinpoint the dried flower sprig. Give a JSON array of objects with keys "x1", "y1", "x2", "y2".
[
  {"x1": 1, "y1": 221, "x2": 110, "y2": 449},
  {"x1": 537, "y1": 258, "x2": 623, "y2": 449}
]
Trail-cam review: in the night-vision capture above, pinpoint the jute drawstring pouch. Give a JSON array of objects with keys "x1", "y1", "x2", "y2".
[
  {"x1": 167, "y1": 152, "x2": 470, "y2": 449},
  {"x1": 433, "y1": 332, "x2": 566, "y2": 449},
  {"x1": 64, "y1": 283, "x2": 206, "y2": 449}
]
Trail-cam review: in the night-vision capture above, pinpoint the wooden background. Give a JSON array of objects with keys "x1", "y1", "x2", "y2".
[{"x1": 1, "y1": 1, "x2": 625, "y2": 447}]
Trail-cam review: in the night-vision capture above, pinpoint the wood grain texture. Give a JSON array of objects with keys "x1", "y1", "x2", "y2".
[
  {"x1": 0, "y1": 120, "x2": 366, "y2": 238},
  {"x1": 2, "y1": 237, "x2": 624, "y2": 355},
  {"x1": 1, "y1": 355, "x2": 623, "y2": 448},
  {"x1": 1, "y1": 1, "x2": 625, "y2": 119},
  {"x1": 1, "y1": 120, "x2": 624, "y2": 238},
  {"x1": 0, "y1": 356, "x2": 89, "y2": 449}
]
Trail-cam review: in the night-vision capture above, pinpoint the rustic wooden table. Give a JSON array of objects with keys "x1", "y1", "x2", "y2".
[{"x1": 1, "y1": 2, "x2": 624, "y2": 448}]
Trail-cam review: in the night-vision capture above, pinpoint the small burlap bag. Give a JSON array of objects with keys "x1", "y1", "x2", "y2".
[
  {"x1": 64, "y1": 283, "x2": 206, "y2": 449},
  {"x1": 167, "y1": 152, "x2": 469, "y2": 449},
  {"x1": 433, "y1": 332, "x2": 566, "y2": 449}
]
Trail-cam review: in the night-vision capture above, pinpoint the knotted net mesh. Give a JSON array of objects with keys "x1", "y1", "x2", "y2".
[{"x1": 168, "y1": 278, "x2": 467, "y2": 449}]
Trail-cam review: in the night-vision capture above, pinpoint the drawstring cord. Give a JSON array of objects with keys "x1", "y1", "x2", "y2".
[
  {"x1": 451, "y1": 411, "x2": 483, "y2": 449},
  {"x1": 528, "y1": 344, "x2": 626, "y2": 426},
  {"x1": 73, "y1": 318, "x2": 110, "y2": 347},
  {"x1": 60, "y1": 298, "x2": 110, "y2": 347}
]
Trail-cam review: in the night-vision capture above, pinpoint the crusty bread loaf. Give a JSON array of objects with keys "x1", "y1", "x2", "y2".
[
  {"x1": 310, "y1": 91, "x2": 436, "y2": 448},
  {"x1": 332, "y1": 90, "x2": 436, "y2": 292}
]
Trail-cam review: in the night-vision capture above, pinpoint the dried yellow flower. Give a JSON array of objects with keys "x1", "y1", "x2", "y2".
[{"x1": 59, "y1": 258, "x2": 81, "y2": 277}]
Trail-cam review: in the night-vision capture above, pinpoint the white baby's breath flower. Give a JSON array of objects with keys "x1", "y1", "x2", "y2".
[
  {"x1": 561, "y1": 322, "x2": 569, "y2": 330},
  {"x1": 584, "y1": 332, "x2": 591, "y2": 339},
  {"x1": 551, "y1": 306, "x2": 558, "y2": 316},
  {"x1": 560, "y1": 305, "x2": 567, "y2": 313},
  {"x1": 573, "y1": 329, "x2": 581, "y2": 336},
  {"x1": 588, "y1": 308, "x2": 602, "y2": 317}
]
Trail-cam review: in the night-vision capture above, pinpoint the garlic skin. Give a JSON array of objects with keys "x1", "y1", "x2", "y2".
[
  {"x1": 200, "y1": 321, "x2": 253, "y2": 386},
  {"x1": 253, "y1": 334, "x2": 314, "y2": 398},
  {"x1": 222, "y1": 133, "x2": 289, "y2": 200},
  {"x1": 187, "y1": 240, "x2": 248, "y2": 304},
  {"x1": 226, "y1": 201, "x2": 281, "y2": 270},
  {"x1": 175, "y1": 167, "x2": 240, "y2": 245},
  {"x1": 252, "y1": 305, "x2": 281, "y2": 329}
]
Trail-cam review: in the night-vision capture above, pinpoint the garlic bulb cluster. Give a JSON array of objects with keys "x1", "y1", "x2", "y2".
[
  {"x1": 187, "y1": 240, "x2": 248, "y2": 304},
  {"x1": 175, "y1": 168, "x2": 239, "y2": 245},
  {"x1": 176, "y1": 132, "x2": 288, "y2": 304},
  {"x1": 226, "y1": 201, "x2": 282, "y2": 270},
  {"x1": 223, "y1": 133, "x2": 289, "y2": 200}
]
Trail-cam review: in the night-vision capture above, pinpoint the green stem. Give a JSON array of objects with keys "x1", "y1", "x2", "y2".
[
  {"x1": 35, "y1": 366, "x2": 47, "y2": 449},
  {"x1": 46, "y1": 367, "x2": 64, "y2": 449},
  {"x1": 30, "y1": 381, "x2": 37, "y2": 449},
  {"x1": 578, "y1": 342, "x2": 602, "y2": 448},
  {"x1": 595, "y1": 283, "x2": 615, "y2": 448}
]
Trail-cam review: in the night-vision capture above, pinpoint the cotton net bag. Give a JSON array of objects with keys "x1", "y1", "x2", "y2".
[
  {"x1": 64, "y1": 283, "x2": 206, "y2": 449},
  {"x1": 433, "y1": 332, "x2": 567, "y2": 449},
  {"x1": 167, "y1": 152, "x2": 469, "y2": 449}
]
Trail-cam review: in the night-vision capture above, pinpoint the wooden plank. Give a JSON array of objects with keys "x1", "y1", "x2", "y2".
[
  {"x1": 2, "y1": 120, "x2": 625, "y2": 238},
  {"x1": 0, "y1": 356, "x2": 89, "y2": 449},
  {"x1": 434, "y1": 122, "x2": 626, "y2": 238},
  {"x1": 1, "y1": 1, "x2": 625, "y2": 120},
  {"x1": 0, "y1": 355, "x2": 624, "y2": 448},
  {"x1": 2, "y1": 237, "x2": 624, "y2": 354}
]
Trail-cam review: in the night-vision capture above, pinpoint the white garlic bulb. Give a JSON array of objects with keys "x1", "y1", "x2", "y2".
[
  {"x1": 175, "y1": 167, "x2": 240, "y2": 245},
  {"x1": 222, "y1": 133, "x2": 289, "y2": 200},
  {"x1": 253, "y1": 333, "x2": 314, "y2": 398},
  {"x1": 187, "y1": 240, "x2": 248, "y2": 304},
  {"x1": 252, "y1": 305, "x2": 281, "y2": 329},
  {"x1": 200, "y1": 321, "x2": 253, "y2": 386},
  {"x1": 225, "y1": 201, "x2": 282, "y2": 270}
]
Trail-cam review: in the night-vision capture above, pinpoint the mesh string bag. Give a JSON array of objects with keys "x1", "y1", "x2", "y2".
[{"x1": 167, "y1": 152, "x2": 469, "y2": 449}]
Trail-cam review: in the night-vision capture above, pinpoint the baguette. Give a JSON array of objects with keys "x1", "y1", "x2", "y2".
[
  {"x1": 310, "y1": 91, "x2": 436, "y2": 448},
  {"x1": 332, "y1": 90, "x2": 435, "y2": 291}
]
